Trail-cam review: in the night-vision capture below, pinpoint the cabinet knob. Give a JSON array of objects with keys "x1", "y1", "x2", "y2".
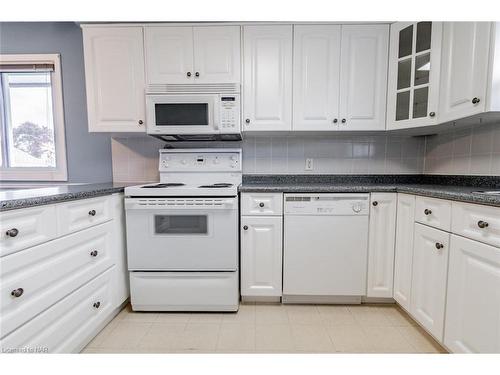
[
  {"x1": 435, "y1": 243, "x2": 444, "y2": 250},
  {"x1": 341, "y1": 118, "x2": 346, "y2": 124},
  {"x1": 245, "y1": 118, "x2": 250, "y2": 124},
  {"x1": 333, "y1": 119, "x2": 338, "y2": 124},
  {"x1": 424, "y1": 209, "x2": 432, "y2": 215},
  {"x1": 478, "y1": 220, "x2": 489, "y2": 229},
  {"x1": 243, "y1": 225, "x2": 248, "y2": 230},
  {"x1": 6, "y1": 228, "x2": 19, "y2": 237},
  {"x1": 93, "y1": 301, "x2": 101, "y2": 309},
  {"x1": 195, "y1": 72, "x2": 200, "y2": 77},
  {"x1": 472, "y1": 97, "x2": 481, "y2": 104},
  {"x1": 88, "y1": 209, "x2": 96, "y2": 216},
  {"x1": 90, "y1": 250, "x2": 99, "y2": 257},
  {"x1": 11, "y1": 288, "x2": 24, "y2": 298},
  {"x1": 372, "y1": 201, "x2": 378, "y2": 206},
  {"x1": 186, "y1": 72, "x2": 192, "y2": 77},
  {"x1": 429, "y1": 112, "x2": 436, "y2": 117},
  {"x1": 259, "y1": 202, "x2": 265, "y2": 208},
  {"x1": 138, "y1": 120, "x2": 144, "y2": 125}
]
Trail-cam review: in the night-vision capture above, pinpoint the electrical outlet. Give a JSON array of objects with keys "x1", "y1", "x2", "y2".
[{"x1": 305, "y1": 158, "x2": 314, "y2": 171}]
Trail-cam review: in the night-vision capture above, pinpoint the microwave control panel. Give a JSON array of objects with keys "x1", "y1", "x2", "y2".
[{"x1": 219, "y1": 94, "x2": 240, "y2": 132}]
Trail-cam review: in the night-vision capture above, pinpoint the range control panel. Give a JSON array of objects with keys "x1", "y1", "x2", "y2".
[
  {"x1": 159, "y1": 149, "x2": 241, "y2": 172},
  {"x1": 219, "y1": 94, "x2": 240, "y2": 132}
]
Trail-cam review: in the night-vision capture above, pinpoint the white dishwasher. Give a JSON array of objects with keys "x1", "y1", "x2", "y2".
[{"x1": 283, "y1": 193, "x2": 370, "y2": 304}]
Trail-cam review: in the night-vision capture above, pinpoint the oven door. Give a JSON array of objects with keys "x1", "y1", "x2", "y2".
[
  {"x1": 125, "y1": 197, "x2": 238, "y2": 271},
  {"x1": 146, "y1": 94, "x2": 219, "y2": 135}
]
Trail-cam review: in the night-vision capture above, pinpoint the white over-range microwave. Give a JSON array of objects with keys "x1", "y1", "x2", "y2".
[{"x1": 146, "y1": 93, "x2": 241, "y2": 141}]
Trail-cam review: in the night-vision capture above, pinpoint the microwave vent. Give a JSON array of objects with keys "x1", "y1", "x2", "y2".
[{"x1": 147, "y1": 83, "x2": 240, "y2": 94}]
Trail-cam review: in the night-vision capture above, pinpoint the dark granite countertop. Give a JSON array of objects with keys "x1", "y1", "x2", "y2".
[
  {"x1": 239, "y1": 175, "x2": 500, "y2": 207},
  {"x1": 0, "y1": 183, "x2": 130, "y2": 211}
]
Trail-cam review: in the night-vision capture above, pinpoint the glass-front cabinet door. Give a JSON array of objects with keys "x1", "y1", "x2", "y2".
[{"x1": 386, "y1": 22, "x2": 442, "y2": 130}]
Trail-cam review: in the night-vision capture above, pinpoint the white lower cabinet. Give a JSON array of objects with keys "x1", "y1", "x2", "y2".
[
  {"x1": 444, "y1": 235, "x2": 500, "y2": 353},
  {"x1": 410, "y1": 223, "x2": 450, "y2": 341},
  {"x1": 240, "y1": 216, "x2": 283, "y2": 298},
  {"x1": 393, "y1": 193, "x2": 415, "y2": 310},
  {"x1": 366, "y1": 193, "x2": 397, "y2": 298}
]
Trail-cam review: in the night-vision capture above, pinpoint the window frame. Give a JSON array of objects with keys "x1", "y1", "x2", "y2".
[{"x1": 0, "y1": 53, "x2": 68, "y2": 181}]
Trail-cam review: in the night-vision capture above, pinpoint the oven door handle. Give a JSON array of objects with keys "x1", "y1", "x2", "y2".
[{"x1": 125, "y1": 199, "x2": 236, "y2": 210}]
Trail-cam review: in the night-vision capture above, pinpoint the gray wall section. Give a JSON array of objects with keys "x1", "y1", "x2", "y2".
[{"x1": 0, "y1": 22, "x2": 113, "y2": 183}]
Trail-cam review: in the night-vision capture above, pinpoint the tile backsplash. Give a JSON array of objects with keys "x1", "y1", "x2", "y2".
[
  {"x1": 110, "y1": 123, "x2": 500, "y2": 182},
  {"x1": 423, "y1": 122, "x2": 500, "y2": 175}
]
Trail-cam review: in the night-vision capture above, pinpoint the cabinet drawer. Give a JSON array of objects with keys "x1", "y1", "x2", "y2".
[
  {"x1": 452, "y1": 202, "x2": 500, "y2": 248},
  {"x1": 0, "y1": 205, "x2": 58, "y2": 257},
  {"x1": 0, "y1": 267, "x2": 115, "y2": 354},
  {"x1": 57, "y1": 196, "x2": 112, "y2": 235},
  {"x1": 241, "y1": 193, "x2": 283, "y2": 216},
  {"x1": 415, "y1": 196, "x2": 452, "y2": 231},
  {"x1": 0, "y1": 222, "x2": 114, "y2": 338}
]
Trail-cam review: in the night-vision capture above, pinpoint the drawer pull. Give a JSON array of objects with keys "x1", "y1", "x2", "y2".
[
  {"x1": 88, "y1": 210, "x2": 96, "y2": 216},
  {"x1": 478, "y1": 220, "x2": 489, "y2": 229},
  {"x1": 259, "y1": 202, "x2": 265, "y2": 208},
  {"x1": 93, "y1": 301, "x2": 101, "y2": 309},
  {"x1": 5, "y1": 228, "x2": 19, "y2": 237},
  {"x1": 11, "y1": 288, "x2": 24, "y2": 298},
  {"x1": 243, "y1": 225, "x2": 248, "y2": 230},
  {"x1": 424, "y1": 209, "x2": 432, "y2": 215},
  {"x1": 435, "y1": 243, "x2": 444, "y2": 250},
  {"x1": 90, "y1": 250, "x2": 99, "y2": 257},
  {"x1": 372, "y1": 201, "x2": 378, "y2": 206}
]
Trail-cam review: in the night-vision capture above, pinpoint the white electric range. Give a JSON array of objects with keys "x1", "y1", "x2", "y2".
[{"x1": 124, "y1": 148, "x2": 241, "y2": 312}]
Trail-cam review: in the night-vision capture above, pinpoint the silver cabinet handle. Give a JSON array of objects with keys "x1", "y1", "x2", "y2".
[
  {"x1": 478, "y1": 220, "x2": 489, "y2": 229},
  {"x1": 138, "y1": 120, "x2": 144, "y2": 125},
  {"x1": 341, "y1": 118, "x2": 346, "y2": 124},
  {"x1": 195, "y1": 72, "x2": 200, "y2": 77},
  {"x1": 372, "y1": 201, "x2": 378, "y2": 206},
  {"x1": 333, "y1": 119, "x2": 338, "y2": 124},
  {"x1": 243, "y1": 225, "x2": 248, "y2": 230},
  {"x1": 88, "y1": 210, "x2": 96, "y2": 216},
  {"x1": 93, "y1": 301, "x2": 101, "y2": 309},
  {"x1": 6, "y1": 228, "x2": 19, "y2": 237},
  {"x1": 435, "y1": 243, "x2": 444, "y2": 250},
  {"x1": 245, "y1": 118, "x2": 250, "y2": 124},
  {"x1": 472, "y1": 97, "x2": 480, "y2": 104},
  {"x1": 429, "y1": 112, "x2": 436, "y2": 117},
  {"x1": 11, "y1": 288, "x2": 24, "y2": 298},
  {"x1": 90, "y1": 250, "x2": 99, "y2": 257},
  {"x1": 186, "y1": 72, "x2": 192, "y2": 77},
  {"x1": 424, "y1": 209, "x2": 432, "y2": 215},
  {"x1": 259, "y1": 202, "x2": 265, "y2": 208}
]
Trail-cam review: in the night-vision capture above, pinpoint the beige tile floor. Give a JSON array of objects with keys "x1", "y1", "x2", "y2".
[{"x1": 82, "y1": 303, "x2": 447, "y2": 354}]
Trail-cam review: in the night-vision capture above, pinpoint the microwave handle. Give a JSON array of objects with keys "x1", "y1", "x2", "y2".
[{"x1": 212, "y1": 97, "x2": 220, "y2": 130}]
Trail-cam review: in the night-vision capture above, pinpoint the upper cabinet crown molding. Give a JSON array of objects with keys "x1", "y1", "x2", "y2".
[
  {"x1": 82, "y1": 26, "x2": 146, "y2": 132},
  {"x1": 144, "y1": 25, "x2": 240, "y2": 86},
  {"x1": 386, "y1": 22, "x2": 443, "y2": 130}
]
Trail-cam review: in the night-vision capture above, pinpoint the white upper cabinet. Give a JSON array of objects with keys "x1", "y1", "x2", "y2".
[
  {"x1": 410, "y1": 223, "x2": 449, "y2": 342},
  {"x1": 193, "y1": 26, "x2": 240, "y2": 84},
  {"x1": 243, "y1": 25, "x2": 293, "y2": 131},
  {"x1": 145, "y1": 27, "x2": 194, "y2": 85},
  {"x1": 293, "y1": 25, "x2": 341, "y2": 131},
  {"x1": 339, "y1": 25, "x2": 389, "y2": 131},
  {"x1": 387, "y1": 22, "x2": 443, "y2": 130},
  {"x1": 145, "y1": 26, "x2": 240, "y2": 86},
  {"x1": 82, "y1": 27, "x2": 146, "y2": 132},
  {"x1": 444, "y1": 235, "x2": 500, "y2": 353},
  {"x1": 393, "y1": 193, "x2": 415, "y2": 311},
  {"x1": 366, "y1": 193, "x2": 397, "y2": 298},
  {"x1": 439, "y1": 22, "x2": 492, "y2": 123}
]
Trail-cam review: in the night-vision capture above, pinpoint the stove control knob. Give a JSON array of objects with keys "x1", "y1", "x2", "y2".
[
  {"x1": 352, "y1": 203, "x2": 362, "y2": 213},
  {"x1": 181, "y1": 159, "x2": 187, "y2": 165},
  {"x1": 231, "y1": 155, "x2": 237, "y2": 161},
  {"x1": 213, "y1": 158, "x2": 220, "y2": 164}
]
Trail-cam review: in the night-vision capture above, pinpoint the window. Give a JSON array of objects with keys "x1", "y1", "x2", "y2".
[{"x1": 0, "y1": 54, "x2": 67, "y2": 181}]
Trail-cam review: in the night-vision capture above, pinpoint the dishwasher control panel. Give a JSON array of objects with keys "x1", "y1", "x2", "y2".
[{"x1": 284, "y1": 194, "x2": 370, "y2": 215}]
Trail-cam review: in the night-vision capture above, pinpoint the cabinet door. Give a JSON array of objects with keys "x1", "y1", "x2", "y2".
[
  {"x1": 144, "y1": 26, "x2": 194, "y2": 85},
  {"x1": 439, "y1": 22, "x2": 491, "y2": 123},
  {"x1": 367, "y1": 193, "x2": 397, "y2": 298},
  {"x1": 293, "y1": 25, "x2": 341, "y2": 131},
  {"x1": 241, "y1": 216, "x2": 282, "y2": 297},
  {"x1": 193, "y1": 26, "x2": 240, "y2": 84},
  {"x1": 83, "y1": 27, "x2": 145, "y2": 132},
  {"x1": 411, "y1": 223, "x2": 450, "y2": 342},
  {"x1": 393, "y1": 194, "x2": 416, "y2": 311},
  {"x1": 386, "y1": 22, "x2": 442, "y2": 130},
  {"x1": 243, "y1": 25, "x2": 292, "y2": 131},
  {"x1": 444, "y1": 235, "x2": 500, "y2": 353},
  {"x1": 339, "y1": 25, "x2": 389, "y2": 131}
]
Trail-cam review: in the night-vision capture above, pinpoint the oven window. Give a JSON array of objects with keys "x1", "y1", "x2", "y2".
[
  {"x1": 155, "y1": 103, "x2": 209, "y2": 126},
  {"x1": 154, "y1": 215, "x2": 208, "y2": 234}
]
